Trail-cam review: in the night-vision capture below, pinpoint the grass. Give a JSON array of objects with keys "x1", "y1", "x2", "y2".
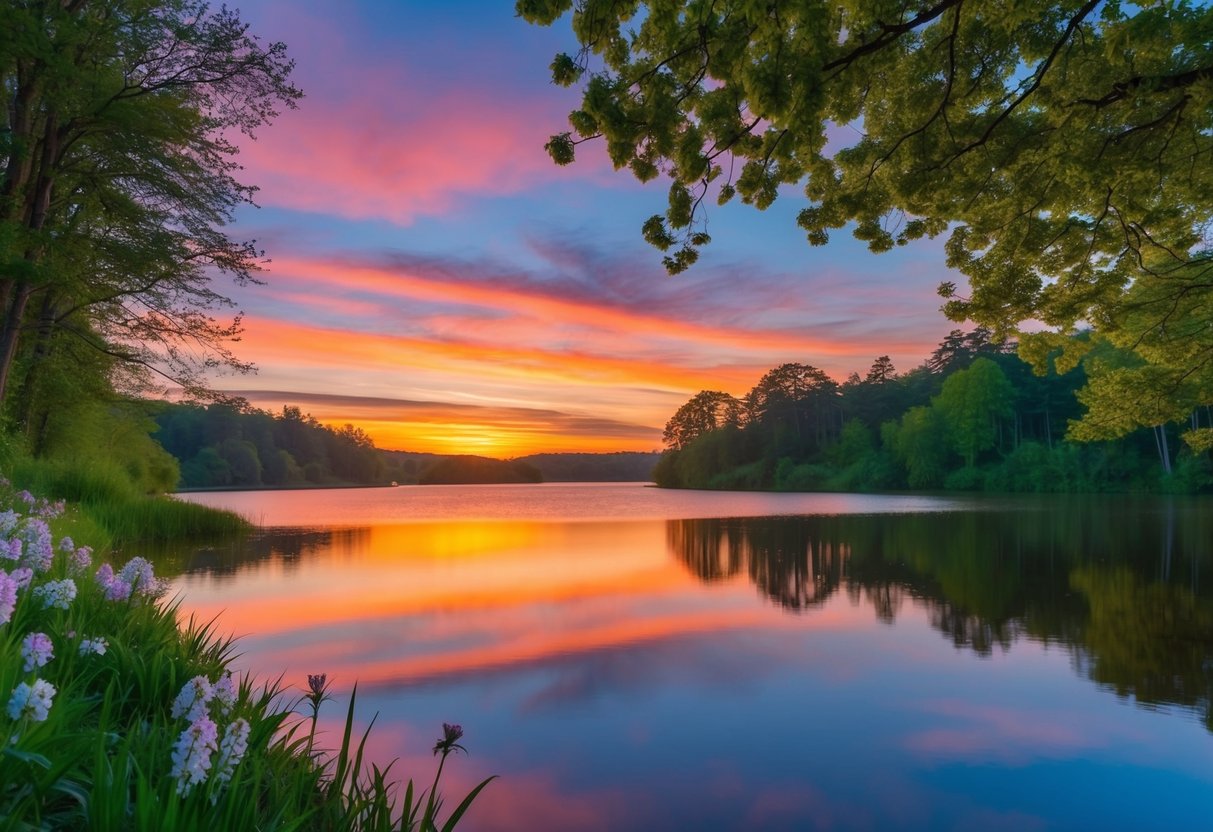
[
  {"x1": 0, "y1": 479, "x2": 493, "y2": 830},
  {"x1": 9, "y1": 456, "x2": 252, "y2": 545}
]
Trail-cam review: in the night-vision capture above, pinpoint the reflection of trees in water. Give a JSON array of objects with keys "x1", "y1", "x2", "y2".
[
  {"x1": 667, "y1": 519, "x2": 843, "y2": 610},
  {"x1": 144, "y1": 528, "x2": 370, "y2": 581},
  {"x1": 667, "y1": 503, "x2": 1213, "y2": 731},
  {"x1": 666, "y1": 519, "x2": 846, "y2": 610}
]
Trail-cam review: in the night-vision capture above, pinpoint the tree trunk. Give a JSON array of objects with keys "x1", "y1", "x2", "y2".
[
  {"x1": 16, "y1": 291, "x2": 59, "y2": 432},
  {"x1": 0, "y1": 282, "x2": 33, "y2": 403},
  {"x1": 1154, "y1": 424, "x2": 1173, "y2": 475}
]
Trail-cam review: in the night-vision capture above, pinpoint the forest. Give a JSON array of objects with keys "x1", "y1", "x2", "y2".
[{"x1": 655, "y1": 329, "x2": 1213, "y2": 493}]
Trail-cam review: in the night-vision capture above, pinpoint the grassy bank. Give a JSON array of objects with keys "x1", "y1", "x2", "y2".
[
  {"x1": 0, "y1": 478, "x2": 492, "y2": 829},
  {"x1": 8, "y1": 457, "x2": 251, "y2": 547}
]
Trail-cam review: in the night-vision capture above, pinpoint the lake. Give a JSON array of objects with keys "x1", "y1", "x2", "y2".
[{"x1": 170, "y1": 483, "x2": 1213, "y2": 831}]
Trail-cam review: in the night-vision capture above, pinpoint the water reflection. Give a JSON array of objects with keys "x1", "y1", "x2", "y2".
[
  {"x1": 668, "y1": 509, "x2": 1213, "y2": 730},
  {"x1": 161, "y1": 491, "x2": 1213, "y2": 829}
]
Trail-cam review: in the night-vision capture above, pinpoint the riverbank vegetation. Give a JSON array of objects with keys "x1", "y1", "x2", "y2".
[
  {"x1": 656, "y1": 329, "x2": 1213, "y2": 494},
  {"x1": 0, "y1": 479, "x2": 491, "y2": 829}
]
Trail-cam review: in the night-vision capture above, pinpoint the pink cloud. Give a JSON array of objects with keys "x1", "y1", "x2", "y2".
[
  {"x1": 238, "y1": 90, "x2": 571, "y2": 223},
  {"x1": 903, "y1": 699, "x2": 1131, "y2": 765}
]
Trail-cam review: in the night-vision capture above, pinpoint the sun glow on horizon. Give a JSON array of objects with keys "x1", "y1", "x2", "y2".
[{"x1": 326, "y1": 418, "x2": 660, "y2": 458}]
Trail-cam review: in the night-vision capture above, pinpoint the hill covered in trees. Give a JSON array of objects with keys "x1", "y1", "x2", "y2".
[
  {"x1": 418, "y1": 456, "x2": 542, "y2": 485},
  {"x1": 519, "y1": 452, "x2": 658, "y2": 482},
  {"x1": 655, "y1": 329, "x2": 1213, "y2": 494}
]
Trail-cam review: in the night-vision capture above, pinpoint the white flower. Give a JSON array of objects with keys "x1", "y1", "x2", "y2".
[
  {"x1": 7, "y1": 679, "x2": 56, "y2": 722},
  {"x1": 78, "y1": 637, "x2": 108, "y2": 657},
  {"x1": 32, "y1": 578, "x2": 76, "y2": 610},
  {"x1": 170, "y1": 715, "x2": 218, "y2": 796},
  {"x1": 171, "y1": 676, "x2": 215, "y2": 722},
  {"x1": 212, "y1": 673, "x2": 238, "y2": 715},
  {"x1": 213, "y1": 718, "x2": 251, "y2": 785},
  {"x1": 20, "y1": 632, "x2": 53, "y2": 672}
]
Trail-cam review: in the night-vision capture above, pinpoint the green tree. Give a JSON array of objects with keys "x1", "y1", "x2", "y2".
[
  {"x1": 521, "y1": 0, "x2": 1213, "y2": 353},
  {"x1": 746, "y1": 362, "x2": 838, "y2": 450},
  {"x1": 662, "y1": 389, "x2": 743, "y2": 449},
  {"x1": 0, "y1": 0, "x2": 300, "y2": 409},
  {"x1": 884, "y1": 406, "x2": 950, "y2": 488},
  {"x1": 934, "y1": 357, "x2": 1015, "y2": 467}
]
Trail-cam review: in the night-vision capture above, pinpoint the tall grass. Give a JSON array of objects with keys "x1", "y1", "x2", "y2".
[
  {"x1": 9, "y1": 456, "x2": 251, "y2": 544},
  {"x1": 0, "y1": 480, "x2": 493, "y2": 830}
]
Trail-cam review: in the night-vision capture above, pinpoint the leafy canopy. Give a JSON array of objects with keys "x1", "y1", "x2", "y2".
[{"x1": 519, "y1": 0, "x2": 1213, "y2": 339}]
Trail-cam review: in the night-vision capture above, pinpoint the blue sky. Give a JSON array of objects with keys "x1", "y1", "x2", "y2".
[{"x1": 213, "y1": 0, "x2": 962, "y2": 455}]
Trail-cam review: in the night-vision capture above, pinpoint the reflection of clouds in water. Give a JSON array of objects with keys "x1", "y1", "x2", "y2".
[{"x1": 512, "y1": 633, "x2": 810, "y2": 715}]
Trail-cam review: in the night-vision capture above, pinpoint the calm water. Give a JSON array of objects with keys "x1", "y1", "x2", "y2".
[{"x1": 170, "y1": 484, "x2": 1213, "y2": 831}]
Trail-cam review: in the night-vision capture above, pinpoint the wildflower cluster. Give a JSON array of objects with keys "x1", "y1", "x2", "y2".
[
  {"x1": 169, "y1": 672, "x2": 250, "y2": 798},
  {"x1": 95, "y1": 556, "x2": 168, "y2": 601},
  {"x1": 0, "y1": 480, "x2": 160, "y2": 735},
  {"x1": 2, "y1": 484, "x2": 70, "y2": 731}
]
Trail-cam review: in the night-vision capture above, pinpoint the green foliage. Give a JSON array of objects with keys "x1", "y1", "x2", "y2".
[
  {"x1": 933, "y1": 358, "x2": 1015, "y2": 467},
  {"x1": 0, "y1": 484, "x2": 491, "y2": 829},
  {"x1": 0, "y1": 0, "x2": 302, "y2": 411},
  {"x1": 662, "y1": 390, "x2": 743, "y2": 450},
  {"x1": 522, "y1": 0, "x2": 1213, "y2": 356},
  {"x1": 10, "y1": 456, "x2": 250, "y2": 544},
  {"x1": 655, "y1": 328, "x2": 1211, "y2": 494},
  {"x1": 156, "y1": 403, "x2": 389, "y2": 489}
]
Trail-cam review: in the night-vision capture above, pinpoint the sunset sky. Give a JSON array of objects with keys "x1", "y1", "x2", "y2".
[{"x1": 216, "y1": 0, "x2": 963, "y2": 457}]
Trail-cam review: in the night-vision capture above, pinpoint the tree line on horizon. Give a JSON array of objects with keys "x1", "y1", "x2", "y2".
[
  {"x1": 656, "y1": 328, "x2": 1213, "y2": 494},
  {"x1": 153, "y1": 402, "x2": 661, "y2": 489}
]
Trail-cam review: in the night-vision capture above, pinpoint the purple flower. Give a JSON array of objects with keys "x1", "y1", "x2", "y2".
[
  {"x1": 0, "y1": 571, "x2": 17, "y2": 625},
  {"x1": 21, "y1": 632, "x2": 54, "y2": 672},
  {"x1": 70, "y1": 546, "x2": 93, "y2": 573}
]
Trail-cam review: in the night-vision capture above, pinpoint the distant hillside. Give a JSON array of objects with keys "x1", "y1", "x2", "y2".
[
  {"x1": 518, "y1": 452, "x2": 659, "y2": 482},
  {"x1": 418, "y1": 455, "x2": 542, "y2": 485}
]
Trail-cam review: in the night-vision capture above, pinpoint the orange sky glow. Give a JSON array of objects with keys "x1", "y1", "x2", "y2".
[{"x1": 209, "y1": 2, "x2": 964, "y2": 457}]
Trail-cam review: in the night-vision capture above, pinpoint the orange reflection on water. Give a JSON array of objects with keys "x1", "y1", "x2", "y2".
[{"x1": 173, "y1": 518, "x2": 877, "y2": 687}]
